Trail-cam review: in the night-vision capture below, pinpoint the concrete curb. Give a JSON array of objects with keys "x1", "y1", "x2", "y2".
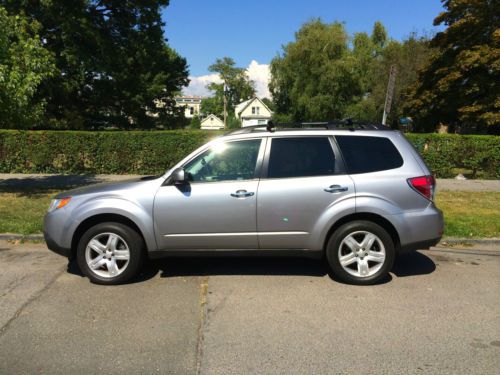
[{"x1": 1, "y1": 233, "x2": 499, "y2": 245}]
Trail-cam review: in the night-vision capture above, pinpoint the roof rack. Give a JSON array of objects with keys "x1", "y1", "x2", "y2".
[{"x1": 224, "y1": 119, "x2": 391, "y2": 135}]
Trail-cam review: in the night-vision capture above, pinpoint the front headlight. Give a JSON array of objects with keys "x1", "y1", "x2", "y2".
[{"x1": 48, "y1": 197, "x2": 72, "y2": 212}]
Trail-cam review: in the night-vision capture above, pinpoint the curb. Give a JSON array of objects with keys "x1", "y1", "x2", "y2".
[
  {"x1": 0, "y1": 234, "x2": 499, "y2": 245},
  {"x1": 0, "y1": 234, "x2": 44, "y2": 241}
]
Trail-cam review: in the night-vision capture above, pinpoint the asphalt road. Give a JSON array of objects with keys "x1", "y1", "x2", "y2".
[{"x1": 0, "y1": 241, "x2": 499, "y2": 374}]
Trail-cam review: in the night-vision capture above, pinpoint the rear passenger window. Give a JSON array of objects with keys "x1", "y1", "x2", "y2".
[
  {"x1": 336, "y1": 136, "x2": 403, "y2": 174},
  {"x1": 268, "y1": 137, "x2": 336, "y2": 178}
]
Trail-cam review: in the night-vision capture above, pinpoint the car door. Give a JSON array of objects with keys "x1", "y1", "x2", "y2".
[
  {"x1": 257, "y1": 136, "x2": 355, "y2": 250},
  {"x1": 154, "y1": 138, "x2": 265, "y2": 250}
]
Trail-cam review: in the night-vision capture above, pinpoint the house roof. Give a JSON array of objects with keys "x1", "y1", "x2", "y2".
[
  {"x1": 235, "y1": 97, "x2": 273, "y2": 116},
  {"x1": 201, "y1": 114, "x2": 223, "y2": 123}
]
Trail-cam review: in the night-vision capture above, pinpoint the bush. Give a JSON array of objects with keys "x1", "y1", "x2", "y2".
[
  {"x1": 0, "y1": 131, "x2": 498, "y2": 178},
  {"x1": 405, "y1": 134, "x2": 499, "y2": 179},
  {"x1": 0, "y1": 130, "x2": 221, "y2": 174}
]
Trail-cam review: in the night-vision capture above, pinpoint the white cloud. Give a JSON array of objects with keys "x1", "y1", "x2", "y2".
[{"x1": 182, "y1": 60, "x2": 271, "y2": 98}]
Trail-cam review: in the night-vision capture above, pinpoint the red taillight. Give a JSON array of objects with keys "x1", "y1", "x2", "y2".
[{"x1": 408, "y1": 175, "x2": 435, "y2": 200}]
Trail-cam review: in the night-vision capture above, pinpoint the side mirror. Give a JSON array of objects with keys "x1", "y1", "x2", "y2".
[{"x1": 171, "y1": 167, "x2": 187, "y2": 184}]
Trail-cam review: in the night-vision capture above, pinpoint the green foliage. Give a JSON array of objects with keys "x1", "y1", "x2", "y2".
[
  {"x1": 270, "y1": 19, "x2": 431, "y2": 125},
  {"x1": 0, "y1": 130, "x2": 221, "y2": 174},
  {"x1": 226, "y1": 115, "x2": 242, "y2": 129},
  {"x1": 1, "y1": 0, "x2": 189, "y2": 129},
  {"x1": 406, "y1": 133, "x2": 500, "y2": 178},
  {"x1": 205, "y1": 57, "x2": 255, "y2": 117},
  {"x1": 406, "y1": 0, "x2": 500, "y2": 131},
  {"x1": 0, "y1": 7, "x2": 55, "y2": 129},
  {"x1": 0, "y1": 131, "x2": 497, "y2": 178},
  {"x1": 188, "y1": 116, "x2": 201, "y2": 129}
]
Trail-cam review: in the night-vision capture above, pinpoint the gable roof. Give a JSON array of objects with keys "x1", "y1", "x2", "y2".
[
  {"x1": 235, "y1": 97, "x2": 273, "y2": 116},
  {"x1": 201, "y1": 114, "x2": 223, "y2": 124}
]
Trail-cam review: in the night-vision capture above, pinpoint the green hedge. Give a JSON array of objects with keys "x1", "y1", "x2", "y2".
[
  {"x1": 406, "y1": 134, "x2": 499, "y2": 179},
  {"x1": 0, "y1": 130, "x2": 498, "y2": 178},
  {"x1": 0, "y1": 130, "x2": 221, "y2": 175}
]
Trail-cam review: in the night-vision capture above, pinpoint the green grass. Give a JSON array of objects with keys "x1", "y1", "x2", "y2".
[
  {"x1": 436, "y1": 191, "x2": 499, "y2": 238},
  {"x1": 0, "y1": 190, "x2": 498, "y2": 238}
]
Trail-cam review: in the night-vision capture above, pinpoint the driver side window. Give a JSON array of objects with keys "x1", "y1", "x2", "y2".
[{"x1": 184, "y1": 139, "x2": 262, "y2": 183}]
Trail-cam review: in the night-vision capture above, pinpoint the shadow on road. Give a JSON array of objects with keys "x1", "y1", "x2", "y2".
[
  {"x1": 66, "y1": 250, "x2": 435, "y2": 284},
  {"x1": 392, "y1": 251, "x2": 436, "y2": 277}
]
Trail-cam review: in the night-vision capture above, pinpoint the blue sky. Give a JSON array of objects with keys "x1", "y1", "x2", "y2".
[{"x1": 162, "y1": 0, "x2": 445, "y2": 77}]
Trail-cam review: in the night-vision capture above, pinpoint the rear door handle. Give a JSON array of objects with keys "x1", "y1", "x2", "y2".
[
  {"x1": 324, "y1": 185, "x2": 348, "y2": 193},
  {"x1": 230, "y1": 189, "x2": 255, "y2": 198}
]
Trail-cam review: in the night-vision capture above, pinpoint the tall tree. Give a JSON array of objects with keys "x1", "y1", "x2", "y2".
[
  {"x1": 406, "y1": 0, "x2": 500, "y2": 132},
  {"x1": 0, "y1": 6, "x2": 55, "y2": 129},
  {"x1": 269, "y1": 19, "x2": 362, "y2": 121},
  {"x1": 203, "y1": 57, "x2": 255, "y2": 119},
  {"x1": 2, "y1": 0, "x2": 189, "y2": 129}
]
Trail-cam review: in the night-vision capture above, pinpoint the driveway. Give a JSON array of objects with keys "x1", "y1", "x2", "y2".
[{"x1": 0, "y1": 241, "x2": 499, "y2": 374}]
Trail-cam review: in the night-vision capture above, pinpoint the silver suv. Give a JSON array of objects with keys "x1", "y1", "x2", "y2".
[{"x1": 44, "y1": 123, "x2": 444, "y2": 285}]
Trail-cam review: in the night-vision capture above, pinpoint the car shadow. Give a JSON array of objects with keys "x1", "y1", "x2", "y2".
[
  {"x1": 392, "y1": 251, "x2": 436, "y2": 277},
  {"x1": 66, "y1": 250, "x2": 436, "y2": 285}
]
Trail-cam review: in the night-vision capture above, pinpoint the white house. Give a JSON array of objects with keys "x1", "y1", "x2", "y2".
[
  {"x1": 175, "y1": 96, "x2": 202, "y2": 118},
  {"x1": 201, "y1": 114, "x2": 224, "y2": 130},
  {"x1": 234, "y1": 97, "x2": 272, "y2": 127}
]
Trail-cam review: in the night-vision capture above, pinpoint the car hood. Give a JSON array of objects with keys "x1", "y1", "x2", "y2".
[{"x1": 54, "y1": 175, "x2": 164, "y2": 198}]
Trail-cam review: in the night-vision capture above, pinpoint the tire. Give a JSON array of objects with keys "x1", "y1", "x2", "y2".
[
  {"x1": 77, "y1": 222, "x2": 144, "y2": 285},
  {"x1": 326, "y1": 220, "x2": 395, "y2": 285}
]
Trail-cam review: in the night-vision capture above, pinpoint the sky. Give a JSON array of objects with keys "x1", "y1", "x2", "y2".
[{"x1": 161, "y1": 0, "x2": 445, "y2": 97}]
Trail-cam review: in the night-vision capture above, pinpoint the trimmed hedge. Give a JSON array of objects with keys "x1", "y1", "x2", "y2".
[
  {"x1": 0, "y1": 130, "x2": 498, "y2": 178},
  {"x1": 406, "y1": 134, "x2": 499, "y2": 179}
]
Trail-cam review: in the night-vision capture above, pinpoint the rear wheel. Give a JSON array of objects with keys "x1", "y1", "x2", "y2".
[
  {"x1": 326, "y1": 221, "x2": 395, "y2": 285},
  {"x1": 77, "y1": 222, "x2": 144, "y2": 285}
]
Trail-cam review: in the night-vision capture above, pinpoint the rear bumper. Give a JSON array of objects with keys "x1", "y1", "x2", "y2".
[{"x1": 389, "y1": 204, "x2": 444, "y2": 254}]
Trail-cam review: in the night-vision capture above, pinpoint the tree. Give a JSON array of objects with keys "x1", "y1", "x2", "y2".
[
  {"x1": 406, "y1": 0, "x2": 500, "y2": 132},
  {"x1": 1, "y1": 0, "x2": 189, "y2": 129},
  {"x1": 345, "y1": 34, "x2": 432, "y2": 126},
  {"x1": 269, "y1": 19, "x2": 362, "y2": 121},
  {"x1": 188, "y1": 115, "x2": 201, "y2": 129},
  {"x1": 0, "y1": 6, "x2": 55, "y2": 129},
  {"x1": 205, "y1": 57, "x2": 255, "y2": 121}
]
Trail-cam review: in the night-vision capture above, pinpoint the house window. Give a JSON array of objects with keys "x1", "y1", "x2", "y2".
[
  {"x1": 189, "y1": 107, "x2": 194, "y2": 115},
  {"x1": 252, "y1": 106, "x2": 260, "y2": 115}
]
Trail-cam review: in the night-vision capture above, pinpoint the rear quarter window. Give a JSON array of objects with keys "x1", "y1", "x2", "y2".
[{"x1": 335, "y1": 135, "x2": 403, "y2": 174}]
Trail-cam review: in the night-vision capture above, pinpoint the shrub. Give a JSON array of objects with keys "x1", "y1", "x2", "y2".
[
  {"x1": 0, "y1": 130, "x2": 221, "y2": 174},
  {"x1": 0, "y1": 130, "x2": 498, "y2": 178}
]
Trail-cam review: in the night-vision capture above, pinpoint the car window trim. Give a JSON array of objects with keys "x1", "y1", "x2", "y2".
[
  {"x1": 166, "y1": 137, "x2": 266, "y2": 185},
  {"x1": 260, "y1": 135, "x2": 347, "y2": 180}
]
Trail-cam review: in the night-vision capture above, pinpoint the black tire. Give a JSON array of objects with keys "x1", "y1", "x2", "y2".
[
  {"x1": 77, "y1": 222, "x2": 144, "y2": 285},
  {"x1": 326, "y1": 220, "x2": 395, "y2": 285}
]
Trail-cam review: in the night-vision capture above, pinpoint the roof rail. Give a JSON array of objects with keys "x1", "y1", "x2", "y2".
[{"x1": 224, "y1": 119, "x2": 391, "y2": 135}]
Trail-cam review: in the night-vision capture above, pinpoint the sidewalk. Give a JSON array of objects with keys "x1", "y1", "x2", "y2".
[{"x1": 0, "y1": 173, "x2": 499, "y2": 191}]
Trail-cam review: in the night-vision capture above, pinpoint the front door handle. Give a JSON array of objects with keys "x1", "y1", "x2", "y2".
[
  {"x1": 230, "y1": 189, "x2": 255, "y2": 198},
  {"x1": 324, "y1": 185, "x2": 348, "y2": 193}
]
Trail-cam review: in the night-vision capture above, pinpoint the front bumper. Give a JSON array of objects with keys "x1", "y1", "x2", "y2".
[
  {"x1": 43, "y1": 211, "x2": 72, "y2": 258},
  {"x1": 44, "y1": 230, "x2": 71, "y2": 258}
]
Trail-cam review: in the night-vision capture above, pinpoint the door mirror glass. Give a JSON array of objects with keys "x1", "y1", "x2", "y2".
[{"x1": 171, "y1": 167, "x2": 187, "y2": 184}]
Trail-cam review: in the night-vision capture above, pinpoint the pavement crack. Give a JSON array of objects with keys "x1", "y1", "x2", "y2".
[
  {"x1": 195, "y1": 276, "x2": 209, "y2": 375},
  {"x1": 0, "y1": 266, "x2": 65, "y2": 337}
]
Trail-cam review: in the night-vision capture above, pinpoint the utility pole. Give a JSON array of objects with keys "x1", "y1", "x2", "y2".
[
  {"x1": 382, "y1": 65, "x2": 397, "y2": 125},
  {"x1": 223, "y1": 83, "x2": 228, "y2": 128}
]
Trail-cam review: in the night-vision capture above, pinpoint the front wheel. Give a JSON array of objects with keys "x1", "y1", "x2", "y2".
[
  {"x1": 326, "y1": 221, "x2": 395, "y2": 285},
  {"x1": 77, "y1": 222, "x2": 144, "y2": 285}
]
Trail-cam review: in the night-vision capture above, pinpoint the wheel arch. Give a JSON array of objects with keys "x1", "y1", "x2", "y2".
[
  {"x1": 71, "y1": 213, "x2": 148, "y2": 259},
  {"x1": 323, "y1": 212, "x2": 401, "y2": 252}
]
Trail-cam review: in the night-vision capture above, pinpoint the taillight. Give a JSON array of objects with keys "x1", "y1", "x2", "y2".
[{"x1": 407, "y1": 175, "x2": 435, "y2": 201}]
